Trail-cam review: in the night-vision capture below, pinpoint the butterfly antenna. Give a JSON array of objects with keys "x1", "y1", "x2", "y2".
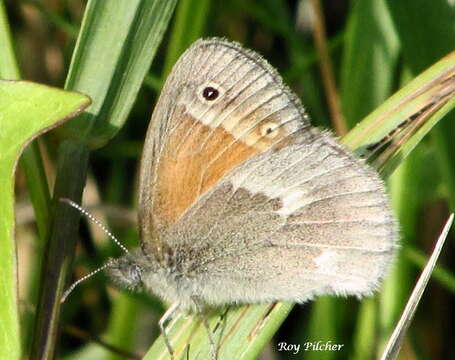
[
  {"x1": 60, "y1": 198, "x2": 130, "y2": 254},
  {"x1": 60, "y1": 260, "x2": 113, "y2": 303},
  {"x1": 59, "y1": 198, "x2": 130, "y2": 302}
]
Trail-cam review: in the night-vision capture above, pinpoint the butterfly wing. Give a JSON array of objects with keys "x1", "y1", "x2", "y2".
[
  {"x1": 163, "y1": 135, "x2": 397, "y2": 304},
  {"x1": 139, "y1": 39, "x2": 311, "y2": 260},
  {"x1": 140, "y1": 38, "x2": 397, "y2": 303}
]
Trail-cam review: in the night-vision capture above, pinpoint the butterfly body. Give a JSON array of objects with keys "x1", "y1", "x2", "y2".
[{"x1": 108, "y1": 38, "x2": 397, "y2": 313}]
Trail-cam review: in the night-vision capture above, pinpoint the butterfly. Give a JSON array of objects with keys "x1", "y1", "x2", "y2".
[{"x1": 101, "y1": 38, "x2": 397, "y2": 358}]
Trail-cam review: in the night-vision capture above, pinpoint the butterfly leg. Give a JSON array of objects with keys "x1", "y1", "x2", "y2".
[
  {"x1": 159, "y1": 302, "x2": 180, "y2": 359},
  {"x1": 192, "y1": 296, "x2": 217, "y2": 360}
]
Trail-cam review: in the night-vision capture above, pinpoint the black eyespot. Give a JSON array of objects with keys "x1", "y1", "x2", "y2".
[{"x1": 202, "y1": 86, "x2": 219, "y2": 100}]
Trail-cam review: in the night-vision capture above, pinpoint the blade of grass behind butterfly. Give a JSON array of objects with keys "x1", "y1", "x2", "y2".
[
  {"x1": 347, "y1": 57, "x2": 455, "y2": 360},
  {"x1": 144, "y1": 0, "x2": 211, "y2": 92},
  {"x1": 380, "y1": 214, "x2": 453, "y2": 360},
  {"x1": 143, "y1": 31, "x2": 455, "y2": 360},
  {"x1": 386, "y1": 0, "x2": 455, "y2": 209},
  {"x1": 59, "y1": 0, "x2": 177, "y2": 147},
  {"x1": 349, "y1": 55, "x2": 455, "y2": 357},
  {"x1": 378, "y1": 140, "x2": 428, "y2": 357},
  {"x1": 389, "y1": 0, "x2": 455, "y2": 304},
  {"x1": 161, "y1": 0, "x2": 211, "y2": 78},
  {"x1": 342, "y1": 52, "x2": 455, "y2": 177},
  {"x1": 30, "y1": 1, "x2": 178, "y2": 359},
  {"x1": 231, "y1": 0, "x2": 330, "y2": 127},
  {"x1": 378, "y1": 2, "x2": 455, "y2": 356},
  {"x1": 318, "y1": 1, "x2": 400, "y2": 359},
  {"x1": 74, "y1": 1, "x2": 178, "y2": 359},
  {"x1": 357, "y1": 80, "x2": 454, "y2": 357}
]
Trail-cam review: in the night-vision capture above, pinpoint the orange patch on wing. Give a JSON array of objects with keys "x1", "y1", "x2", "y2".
[{"x1": 153, "y1": 114, "x2": 261, "y2": 225}]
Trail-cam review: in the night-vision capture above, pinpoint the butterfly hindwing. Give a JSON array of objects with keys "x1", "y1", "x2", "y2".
[{"x1": 162, "y1": 134, "x2": 396, "y2": 304}]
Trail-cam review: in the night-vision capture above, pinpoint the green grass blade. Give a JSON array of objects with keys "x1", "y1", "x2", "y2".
[
  {"x1": 163, "y1": 0, "x2": 211, "y2": 76},
  {"x1": 368, "y1": 3, "x2": 455, "y2": 355},
  {"x1": 342, "y1": 52, "x2": 455, "y2": 177},
  {"x1": 380, "y1": 214, "x2": 453, "y2": 360},
  {"x1": 27, "y1": 1, "x2": 177, "y2": 358},
  {"x1": 340, "y1": 0, "x2": 400, "y2": 127},
  {"x1": 379, "y1": 152, "x2": 420, "y2": 354},
  {"x1": 30, "y1": 140, "x2": 91, "y2": 360},
  {"x1": 304, "y1": 297, "x2": 340, "y2": 360},
  {"x1": 386, "y1": 0, "x2": 455, "y2": 74},
  {"x1": 30, "y1": 0, "x2": 177, "y2": 358},
  {"x1": 386, "y1": 0, "x2": 455, "y2": 208},
  {"x1": 60, "y1": 0, "x2": 178, "y2": 148},
  {"x1": 0, "y1": 0, "x2": 20, "y2": 79},
  {"x1": 144, "y1": 303, "x2": 293, "y2": 360},
  {"x1": 404, "y1": 246, "x2": 455, "y2": 294},
  {"x1": 337, "y1": 2, "x2": 399, "y2": 357}
]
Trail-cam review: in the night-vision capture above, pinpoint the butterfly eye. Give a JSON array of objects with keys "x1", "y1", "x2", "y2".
[
  {"x1": 259, "y1": 121, "x2": 280, "y2": 138},
  {"x1": 129, "y1": 264, "x2": 142, "y2": 285},
  {"x1": 202, "y1": 86, "x2": 219, "y2": 101}
]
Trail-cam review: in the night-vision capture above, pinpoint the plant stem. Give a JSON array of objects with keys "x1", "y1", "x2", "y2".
[{"x1": 30, "y1": 139, "x2": 89, "y2": 360}]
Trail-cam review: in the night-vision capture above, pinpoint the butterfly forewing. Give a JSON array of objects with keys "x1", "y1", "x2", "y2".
[{"x1": 139, "y1": 39, "x2": 312, "y2": 260}]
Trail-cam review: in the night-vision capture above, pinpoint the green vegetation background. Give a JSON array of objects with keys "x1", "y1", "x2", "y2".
[{"x1": 2, "y1": 0, "x2": 455, "y2": 359}]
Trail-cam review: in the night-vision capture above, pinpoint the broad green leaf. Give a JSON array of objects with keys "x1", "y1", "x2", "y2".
[
  {"x1": 0, "y1": 0, "x2": 52, "y2": 242},
  {"x1": 0, "y1": 80, "x2": 90, "y2": 360}
]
